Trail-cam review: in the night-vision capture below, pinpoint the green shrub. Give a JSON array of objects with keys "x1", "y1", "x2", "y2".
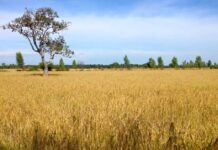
[
  {"x1": 28, "y1": 66, "x2": 39, "y2": 71},
  {"x1": 39, "y1": 63, "x2": 53, "y2": 71}
]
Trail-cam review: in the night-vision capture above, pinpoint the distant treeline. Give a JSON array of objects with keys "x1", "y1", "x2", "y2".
[{"x1": 0, "y1": 53, "x2": 218, "y2": 70}]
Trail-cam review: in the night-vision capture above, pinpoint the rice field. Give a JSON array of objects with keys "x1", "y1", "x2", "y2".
[{"x1": 0, "y1": 69, "x2": 217, "y2": 150}]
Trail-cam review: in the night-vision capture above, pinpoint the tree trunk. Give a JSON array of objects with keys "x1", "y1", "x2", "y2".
[
  {"x1": 44, "y1": 62, "x2": 48, "y2": 76},
  {"x1": 41, "y1": 55, "x2": 48, "y2": 76}
]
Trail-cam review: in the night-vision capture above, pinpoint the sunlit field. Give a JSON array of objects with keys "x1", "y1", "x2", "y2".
[{"x1": 0, "y1": 69, "x2": 217, "y2": 150}]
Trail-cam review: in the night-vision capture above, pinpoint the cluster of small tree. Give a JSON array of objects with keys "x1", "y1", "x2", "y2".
[
  {"x1": 56, "y1": 58, "x2": 69, "y2": 71},
  {"x1": 1, "y1": 53, "x2": 218, "y2": 70},
  {"x1": 181, "y1": 57, "x2": 214, "y2": 69},
  {"x1": 0, "y1": 52, "x2": 25, "y2": 70},
  {"x1": 143, "y1": 56, "x2": 168, "y2": 69},
  {"x1": 38, "y1": 58, "x2": 70, "y2": 71},
  {"x1": 141, "y1": 55, "x2": 218, "y2": 69},
  {"x1": 0, "y1": 63, "x2": 17, "y2": 69}
]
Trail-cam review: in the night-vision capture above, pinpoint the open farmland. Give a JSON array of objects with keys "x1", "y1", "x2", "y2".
[{"x1": 0, "y1": 70, "x2": 218, "y2": 150}]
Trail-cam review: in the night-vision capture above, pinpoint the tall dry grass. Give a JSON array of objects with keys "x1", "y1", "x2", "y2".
[{"x1": 0, "y1": 70, "x2": 217, "y2": 150}]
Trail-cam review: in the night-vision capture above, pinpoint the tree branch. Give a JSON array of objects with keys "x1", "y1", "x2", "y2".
[
  {"x1": 42, "y1": 26, "x2": 52, "y2": 39},
  {"x1": 32, "y1": 36, "x2": 40, "y2": 51},
  {"x1": 26, "y1": 36, "x2": 37, "y2": 52}
]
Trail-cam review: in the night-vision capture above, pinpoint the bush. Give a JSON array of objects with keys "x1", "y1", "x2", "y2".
[
  {"x1": 39, "y1": 63, "x2": 53, "y2": 71},
  {"x1": 28, "y1": 66, "x2": 39, "y2": 71},
  {"x1": 56, "y1": 68, "x2": 69, "y2": 71},
  {"x1": 110, "y1": 62, "x2": 120, "y2": 68},
  {"x1": 148, "y1": 58, "x2": 156, "y2": 68}
]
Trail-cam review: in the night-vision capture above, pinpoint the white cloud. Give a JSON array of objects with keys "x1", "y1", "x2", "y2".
[
  {"x1": 1, "y1": 10, "x2": 218, "y2": 46},
  {"x1": 1, "y1": 10, "x2": 218, "y2": 64},
  {"x1": 63, "y1": 15, "x2": 218, "y2": 45}
]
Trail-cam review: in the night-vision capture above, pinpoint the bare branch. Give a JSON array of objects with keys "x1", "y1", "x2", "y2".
[
  {"x1": 26, "y1": 37, "x2": 37, "y2": 52},
  {"x1": 32, "y1": 36, "x2": 40, "y2": 51}
]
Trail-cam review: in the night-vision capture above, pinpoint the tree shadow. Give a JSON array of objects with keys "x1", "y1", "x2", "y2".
[{"x1": 28, "y1": 73, "x2": 61, "y2": 76}]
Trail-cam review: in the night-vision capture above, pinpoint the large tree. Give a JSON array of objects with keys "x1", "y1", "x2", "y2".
[{"x1": 2, "y1": 8, "x2": 74, "y2": 75}]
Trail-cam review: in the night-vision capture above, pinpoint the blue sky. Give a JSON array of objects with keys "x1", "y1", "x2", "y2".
[{"x1": 0, "y1": 0, "x2": 218, "y2": 65}]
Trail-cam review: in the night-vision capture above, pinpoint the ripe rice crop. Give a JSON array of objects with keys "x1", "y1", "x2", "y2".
[{"x1": 0, "y1": 69, "x2": 217, "y2": 149}]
